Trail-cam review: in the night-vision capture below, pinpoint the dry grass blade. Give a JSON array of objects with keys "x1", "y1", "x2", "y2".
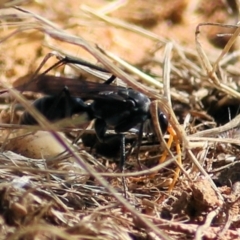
[
  {"x1": 0, "y1": 0, "x2": 28, "y2": 8},
  {"x1": 194, "y1": 208, "x2": 222, "y2": 240},
  {"x1": 80, "y1": 4, "x2": 167, "y2": 43},
  {"x1": 95, "y1": 47, "x2": 164, "y2": 89},
  {"x1": 162, "y1": 42, "x2": 173, "y2": 107},
  {"x1": 191, "y1": 113, "x2": 240, "y2": 137},
  {"x1": 195, "y1": 22, "x2": 240, "y2": 99}
]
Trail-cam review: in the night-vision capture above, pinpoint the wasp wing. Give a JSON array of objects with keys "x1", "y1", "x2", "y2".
[{"x1": 14, "y1": 75, "x2": 129, "y2": 102}]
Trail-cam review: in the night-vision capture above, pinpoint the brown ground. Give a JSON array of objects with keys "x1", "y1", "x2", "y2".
[{"x1": 0, "y1": 0, "x2": 240, "y2": 239}]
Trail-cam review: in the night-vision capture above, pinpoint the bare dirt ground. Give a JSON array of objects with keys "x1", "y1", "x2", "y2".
[{"x1": 0, "y1": 0, "x2": 240, "y2": 239}]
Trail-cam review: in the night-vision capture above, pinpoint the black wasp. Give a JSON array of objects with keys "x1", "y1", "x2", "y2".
[{"x1": 16, "y1": 58, "x2": 168, "y2": 169}]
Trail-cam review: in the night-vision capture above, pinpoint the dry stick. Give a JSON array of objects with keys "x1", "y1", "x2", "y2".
[
  {"x1": 0, "y1": 0, "x2": 27, "y2": 8},
  {"x1": 190, "y1": 114, "x2": 240, "y2": 138},
  {"x1": 97, "y1": 0, "x2": 127, "y2": 15},
  {"x1": 81, "y1": 4, "x2": 167, "y2": 44},
  {"x1": 217, "y1": 195, "x2": 240, "y2": 239},
  {"x1": 188, "y1": 136, "x2": 240, "y2": 145},
  {"x1": 162, "y1": 42, "x2": 182, "y2": 175},
  {"x1": 219, "y1": 50, "x2": 240, "y2": 66},
  {"x1": 195, "y1": 23, "x2": 240, "y2": 99},
  {"x1": 150, "y1": 215, "x2": 240, "y2": 239},
  {"x1": 162, "y1": 42, "x2": 173, "y2": 108},
  {"x1": 150, "y1": 101, "x2": 190, "y2": 183},
  {"x1": 159, "y1": 42, "x2": 176, "y2": 158},
  {"x1": 212, "y1": 24, "x2": 240, "y2": 72},
  {"x1": 30, "y1": 52, "x2": 66, "y2": 78},
  {"x1": 194, "y1": 208, "x2": 222, "y2": 240},
  {"x1": 8, "y1": 224, "x2": 84, "y2": 240},
  {"x1": 161, "y1": 43, "x2": 184, "y2": 186},
  {"x1": 81, "y1": 3, "x2": 200, "y2": 104},
  {"x1": 160, "y1": 43, "x2": 221, "y2": 194},
  {"x1": 81, "y1": 5, "x2": 189, "y2": 103},
  {"x1": 96, "y1": 48, "x2": 190, "y2": 105},
  {"x1": 96, "y1": 47, "x2": 163, "y2": 88},
  {"x1": 0, "y1": 157, "x2": 175, "y2": 178},
  {"x1": 187, "y1": 149, "x2": 223, "y2": 201}
]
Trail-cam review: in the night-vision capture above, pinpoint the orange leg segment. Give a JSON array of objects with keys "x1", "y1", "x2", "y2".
[
  {"x1": 130, "y1": 125, "x2": 182, "y2": 191},
  {"x1": 148, "y1": 125, "x2": 181, "y2": 190},
  {"x1": 162, "y1": 125, "x2": 182, "y2": 191}
]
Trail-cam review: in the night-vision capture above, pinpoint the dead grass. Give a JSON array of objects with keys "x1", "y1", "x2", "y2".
[{"x1": 0, "y1": 1, "x2": 240, "y2": 239}]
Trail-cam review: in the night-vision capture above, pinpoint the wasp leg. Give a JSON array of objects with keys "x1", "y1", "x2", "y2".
[
  {"x1": 159, "y1": 126, "x2": 182, "y2": 191},
  {"x1": 94, "y1": 118, "x2": 126, "y2": 171},
  {"x1": 134, "y1": 122, "x2": 144, "y2": 170},
  {"x1": 130, "y1": 125, "x2": 182, "y2": 192},
  {"x1": 104, "y1": 75, "x2": 116, "y2": 85},
  {"x1": 94, "y1": 118, "x2": 128, "y2": 197}
]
